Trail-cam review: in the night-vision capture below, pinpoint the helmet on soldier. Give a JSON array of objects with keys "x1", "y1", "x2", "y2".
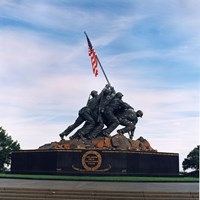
[
  {"x1": 115, "y1": 92, "x2": 123, "y2": 98},
  {"x1": 136, "y1": 110, "x2": 143, "y2": 117},
  {"x1": 91, "y1": 90, "x2": 98, "y2": 97},
  {"x1": 104, "y1": 88, "x2": 111, "y2": 95}
]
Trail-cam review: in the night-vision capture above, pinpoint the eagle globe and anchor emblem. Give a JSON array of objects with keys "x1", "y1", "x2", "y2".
[{"x1": 72, "y1": 151, "x2": 111, "y2": 172}]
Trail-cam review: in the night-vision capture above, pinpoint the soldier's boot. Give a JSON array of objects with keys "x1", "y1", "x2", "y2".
[
  {"x1": 59, "y1": 132, "x2": 65, "y2": 140},
  {"x1": 103, "y1": 122, "x2": 119, "y2": 137},
  {"x1": 59, "y1": 131, "x2": 70, "y2": 140},
  {"x1": 129, "y1": 129, "x2": 135, "y2": 140},
  {"x1": 59, "y1": 125, "x2": 74, "y2": 140},
  {"x1": 117, "y1": 129, "x2": 125, "y2": 135},
  {"x1": 102, "y1": 131, "x2": 110, "y2": 137},
  {"x1": 76, "y1": 130, "x2": 86, "y2": 141},
  {"x1": 90, "y1": 123, "x2": 104, "y2": 139},
  {"x1": 117, "y1": 126, "x2": 131, "y2": 135}
]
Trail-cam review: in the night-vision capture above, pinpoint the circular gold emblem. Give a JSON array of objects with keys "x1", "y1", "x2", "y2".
[{"x1": 82, "y1": 151, "x2": 102, "y2": 171}]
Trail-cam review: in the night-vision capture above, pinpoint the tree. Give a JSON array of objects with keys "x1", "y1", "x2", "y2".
[
  {"x1": 182, "y1": 145, "x2": 199, "y2": 174},
  {"x1": 0, "y1": 127, "x2": 20, "y2": 172}
]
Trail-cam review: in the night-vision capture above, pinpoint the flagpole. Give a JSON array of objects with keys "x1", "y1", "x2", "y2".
[
  {"x1": 84, "y1": 32, "x2": 111, "y2": 86},
  {"x1": 96, "y1": 56, "x2": 110, "y2": 85}
]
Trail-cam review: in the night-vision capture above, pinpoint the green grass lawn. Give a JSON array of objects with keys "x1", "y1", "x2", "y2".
[{"x1": 0, "y1": 173, "x2": 198, "y2": 182}]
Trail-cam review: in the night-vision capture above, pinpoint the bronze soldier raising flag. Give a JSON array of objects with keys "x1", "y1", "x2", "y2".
[{"x1": 59, "y1": 32, "x2": 143, "y2": 140}]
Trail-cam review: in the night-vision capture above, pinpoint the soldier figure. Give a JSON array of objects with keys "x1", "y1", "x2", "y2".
[
  {"x1": 88, "y1": 84, "x2": 116, "y2": 138},
  {"x1": 102, "y1": 92, "x2": 133, "y2": 136},
  {"x1": 59, "y1": 84, "x2": 116, "y2": 140},
  {"x1": 117, "y1": 109, "x2": 143, "y2": 139},
  {"x1": 59, "y1": 90, "x2": 98, "y2": 140}
]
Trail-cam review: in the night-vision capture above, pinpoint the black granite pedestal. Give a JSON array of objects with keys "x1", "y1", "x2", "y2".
[{"x1": 11, "y1": 149, "x2": 179, "y2": 176}]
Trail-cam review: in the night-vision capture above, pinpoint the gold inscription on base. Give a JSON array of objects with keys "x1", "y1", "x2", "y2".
[{"x1": 82, "y1": 151, "x2": 102, "y2": 171}]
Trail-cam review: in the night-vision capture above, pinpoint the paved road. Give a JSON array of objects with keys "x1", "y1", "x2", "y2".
[{"x1": 0, "y1": 178, "x2": 199, "y2": 192}]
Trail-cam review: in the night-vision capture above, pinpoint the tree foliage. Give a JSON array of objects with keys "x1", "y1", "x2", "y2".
[
  {"x1": 182, "y1": 145, "x2": 199, "y2": 172},
  {"x1": 0, "y1": 127, "x2": 20, "y2": 172}
]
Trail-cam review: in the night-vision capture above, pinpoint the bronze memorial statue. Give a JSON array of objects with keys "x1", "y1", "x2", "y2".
[
  {"x1": 40, "y1": 32, "x2": 155, "y2": 151},
  {"x1": 59, "y1": 84, "x2": 143, "y2": 141},
  {"x1": 56, "y1": 32, "x2": 149, "y2": 150}
]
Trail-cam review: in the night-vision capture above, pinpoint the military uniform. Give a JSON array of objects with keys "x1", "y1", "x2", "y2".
[{"x1": 102, "y1": 93, "x2": 132, "y2": 136}]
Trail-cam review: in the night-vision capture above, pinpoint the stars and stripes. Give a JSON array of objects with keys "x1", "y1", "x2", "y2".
[
  {"x1": 88, "y1": 47, "x2": 98, "y2": 77},
  {"x1": 84, "y1": 32, "x2": 99, "y2": 77}
]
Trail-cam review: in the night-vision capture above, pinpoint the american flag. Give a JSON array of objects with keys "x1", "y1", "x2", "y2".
[
  {"x1": 85, "y1": 32, "x2": 98, "y2": 77},
  {"x1": 88, "y1": 48, "x2": 98, "y2": 77}
]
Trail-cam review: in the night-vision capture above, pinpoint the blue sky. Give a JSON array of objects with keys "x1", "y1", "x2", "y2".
[{"x1": 0, "y1": 0, "x2": 199, "y2": 170}]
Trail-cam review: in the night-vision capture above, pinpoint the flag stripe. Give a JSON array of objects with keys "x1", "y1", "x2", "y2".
[
  {"x1": 85, "y1": 32, "x2": 98, "y2": 77},
  {"x1": 88, "y1": 48, "x2": 98, "y2": 77}
]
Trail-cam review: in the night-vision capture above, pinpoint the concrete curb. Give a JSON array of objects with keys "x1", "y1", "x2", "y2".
[{"x1": 0, "y1": 187, "x2": 199, "y2": 200}]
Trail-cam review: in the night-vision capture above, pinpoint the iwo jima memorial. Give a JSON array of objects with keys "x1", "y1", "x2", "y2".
[{"x1": 11, "y1": 33, "x2": 179, "y2": 176}]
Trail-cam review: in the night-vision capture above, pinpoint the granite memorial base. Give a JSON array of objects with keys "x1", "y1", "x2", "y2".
[{"x1": 11, "y1": 149, "x2": 179, "y2": 176}]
